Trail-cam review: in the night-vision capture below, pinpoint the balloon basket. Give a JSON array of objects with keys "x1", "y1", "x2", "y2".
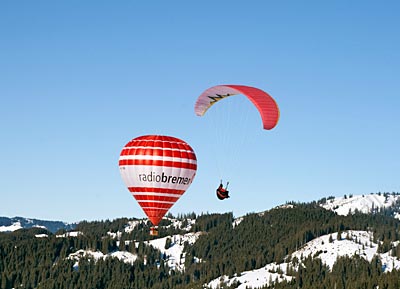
[{"x1": 150, "y1": 227, "x2": 158, "y2": 236}]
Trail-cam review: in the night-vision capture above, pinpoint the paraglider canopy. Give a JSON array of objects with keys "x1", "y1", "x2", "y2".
[{"x1": 194, "y1": 84, "x2": 280, "y2": 130}]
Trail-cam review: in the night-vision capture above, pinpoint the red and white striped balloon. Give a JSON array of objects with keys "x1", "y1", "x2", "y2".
[{"x1": 119, "y1": 135, "x2": 197, "y2": 226}]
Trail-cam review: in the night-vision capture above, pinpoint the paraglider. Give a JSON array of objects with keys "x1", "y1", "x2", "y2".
[
  {"x1": 119, "y1": 135, "x2": 197, "y2": 235},
  {"x1": 194, "y1": 85, "x2": 279, "y2": 200},
  {"x1": 216, "y1": 181, "x2": 230, "y2": 200}
]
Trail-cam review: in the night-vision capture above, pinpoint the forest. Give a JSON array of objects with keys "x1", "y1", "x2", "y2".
[{"x1": 1, "y1": 198, "x2": 400, "y2": 289}]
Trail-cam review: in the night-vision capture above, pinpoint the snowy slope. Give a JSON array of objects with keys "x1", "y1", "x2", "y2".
[
  {"x1": 61, "y1": 197, "x2": 400, "y2": 288},
  {"x1": 207, "y1": 263, "x2": 293, "y2": 289},
  {"x1": 145, "y1": 232, "x2": 203, "y2": 271},
  {"x1": 205, "y1": 230, "x2": 400, "y2": 289},
  {"x1": 62, "y1": 226, "x2": 400, "y2": 289},
  {"x1": 291, "y1": 230, "x2": 394, "y2": 270},
  {"x1": 66, "y1": 217, "x2": 200, "y2": 272},
  {"x1": 66, "y1": 231, "x2": 202, "y2": 272},
  {"x1": 0, "y1": 221, "x2": 23, "y2": 232},
  {"x1": 68, "y1": 249, "x2": 138, "y2": 270},
  {"x1": 320, "y1": 193, "x2": 400, "y2": 216}
]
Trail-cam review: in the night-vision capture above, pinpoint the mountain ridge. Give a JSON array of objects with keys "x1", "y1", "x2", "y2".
[
  {"x1": 2, "y1": 192, "x2": 399, "y2": 233},
  {"x1": 0, "y1": 216, "x2": 76, "y2": 233}
]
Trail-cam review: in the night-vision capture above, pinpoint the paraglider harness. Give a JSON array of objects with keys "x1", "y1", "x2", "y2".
[{"x1": 216, "y1": 181, "x2": 230, "y2": 200}]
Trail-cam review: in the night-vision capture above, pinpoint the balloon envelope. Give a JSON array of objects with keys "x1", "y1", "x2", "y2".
[{"x1": 119, "y1": 135, "x2": 197, "y2": 226}]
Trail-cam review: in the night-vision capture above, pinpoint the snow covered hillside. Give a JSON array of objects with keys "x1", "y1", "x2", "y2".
[
  {"x1": 59, "y1": 211, "x2": 400, "y2": 289},
  {"x1": 320, "y1": 193, "x2": 400, "y2": 216},
  {"x1": 66, "y1": 217, "x2": 200, "y2": 272},
  {"x1": 144, "y1": 232, "x2": 203, "y2": 271},
  {"x1": 206, "y1": 230, "x2": 400, "y2": 289}
]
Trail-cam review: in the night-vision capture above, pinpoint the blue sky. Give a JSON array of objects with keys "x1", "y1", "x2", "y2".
[{"x1": 1, "y1": 1, "x2": 399, "y2": 223}]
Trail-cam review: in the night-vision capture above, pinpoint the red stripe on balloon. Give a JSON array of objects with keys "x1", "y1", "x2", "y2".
[
  {"x1": 119, "y1": 159, "x2": 197, "y2": 170},
  {"x1": 120, "y1": 147, "x2": 197, "y2": 160},
  {"x1": 134, "y1": 195, "x2": 180, "y2": 203},
  {"x1": 128, "y1": 187, "x2": 186, "y2": 195},
  {"x1": 137, "y1": 202, "x2": 176, "y2": 210},
  {"x1": 132, "y1": 192, "x2": 182, "y2": 202},
  {"x1": 127, "y1": 139, "x2": 192, "y2": 151}
]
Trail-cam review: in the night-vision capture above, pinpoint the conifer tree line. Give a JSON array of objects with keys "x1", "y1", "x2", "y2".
[{"x1": 1, "y1": 199, "x2": 400, "y2": 289}]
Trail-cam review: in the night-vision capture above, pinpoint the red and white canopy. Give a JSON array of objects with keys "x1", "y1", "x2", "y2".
[{"x1": 194, "y1": 84, "x2": 280, "y2": 130}]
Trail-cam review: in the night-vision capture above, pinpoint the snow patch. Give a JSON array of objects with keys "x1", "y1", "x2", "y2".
[
  {"x1": 291, "y1": 230, "x2": 377, "y2": 270},
  {"x1": 68, "y1": 249, "x2": 138, "y2": 269},
  {"x1": 56, "y1": 231, "x2": 83, "y2": 238},
  {"x1": 207, "y1": 262, "x2": 293, "y2": 289},
  {"x1": 321, "y1": 193, "x2": 400, "y2": 216},
  {"x1": 145, "y1": 232, "x2": 203, "y2": 271},
  {"x1": 0, "y1": 222, "x2": 23, "y2": 232},
  {"x1": 124, "y1": 220, "x2": 142, "y2": 233}
]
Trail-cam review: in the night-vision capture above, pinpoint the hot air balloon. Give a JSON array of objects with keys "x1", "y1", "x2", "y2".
[{"x1": 119, "y1": 135, "x2": 197, "y2": 236}]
